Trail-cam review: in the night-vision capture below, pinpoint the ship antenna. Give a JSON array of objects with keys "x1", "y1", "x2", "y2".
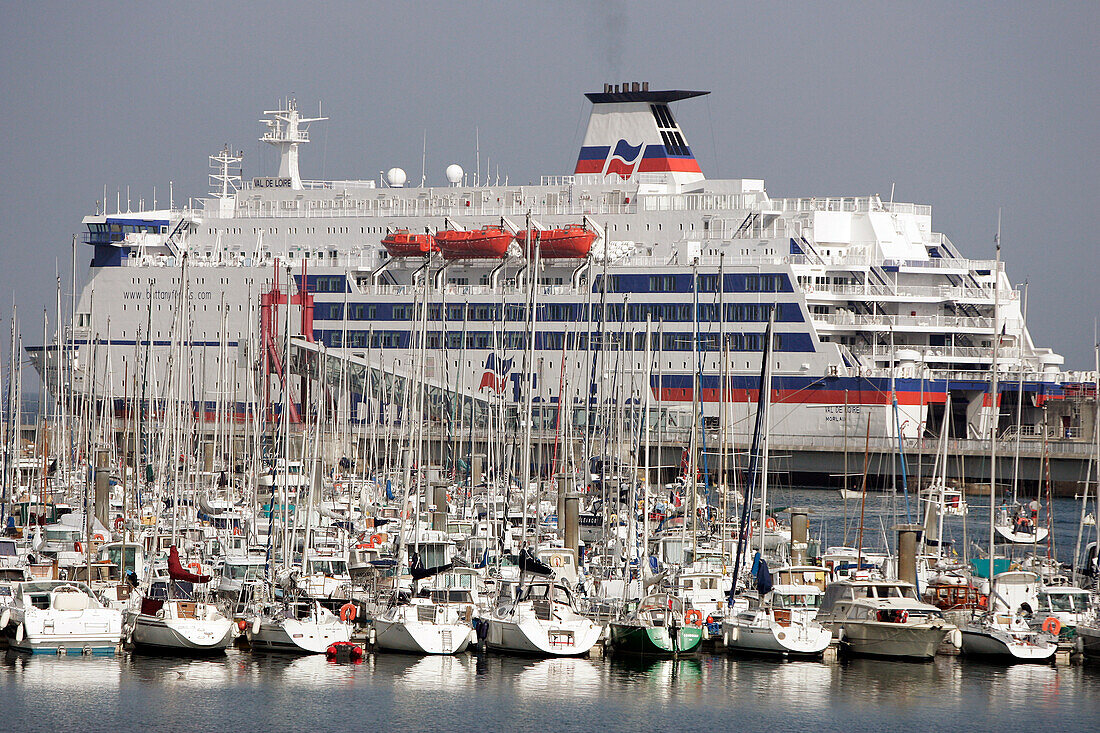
[{"x1": 421, "y1": 130, "x2": 427, "y2": 188}]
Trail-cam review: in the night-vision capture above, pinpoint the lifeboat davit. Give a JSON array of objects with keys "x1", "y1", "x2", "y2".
[
  {"x1": 514, "y1": 226, "x2": 597, "y2": 259},
  {"x1": 435, "y1": 225, "x2": 513, "y2": 260},
  {"x1": 382, "y1": 229, "x2": 438, "y2": 257}
]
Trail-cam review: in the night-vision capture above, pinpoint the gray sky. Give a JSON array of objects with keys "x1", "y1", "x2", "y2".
[{"x1": 1, "y1": 1, "x2": 1097, "y2": 370}]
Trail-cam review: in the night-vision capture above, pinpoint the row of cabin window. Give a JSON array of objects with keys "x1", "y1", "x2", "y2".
[
  {"x1": 598, "y1": 273, "x2": 788, "y2": 294},
  {"x1": 315, "y1": 301, "x2": 794, "y2": 324},
  {"x1": 315, "y1": 329, "x2": 787, "y2": 353}
]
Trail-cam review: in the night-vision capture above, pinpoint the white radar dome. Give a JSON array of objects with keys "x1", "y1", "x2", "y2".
[
  {"x1": 385, "y1": 167, "x2": 407, "y2": 187},
  {"x1": 445, "y1": 164, "x2": 464, "y2": 185}
]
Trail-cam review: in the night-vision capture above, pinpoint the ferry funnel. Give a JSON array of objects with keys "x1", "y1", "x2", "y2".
[{"x1": 575, "y1": 83, "x2": 708, "y2": 187}]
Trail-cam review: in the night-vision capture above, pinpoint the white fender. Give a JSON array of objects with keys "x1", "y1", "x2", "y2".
[
  {"x1": 950, "y1": 628, "x2": 962, "y2": 648},
  {"x1": 251, "y1": 617, "x2": 261, "y2": 636},
  {"x1": 0, "y1": 609, "x2": 9, "y2": 628},
  {"x1": 15, "y1": 623, "x2": 24, "y2": 643}
]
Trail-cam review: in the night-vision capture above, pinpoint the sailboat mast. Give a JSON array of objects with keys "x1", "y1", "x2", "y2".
[{"x1": 988, "y1": 216, "x2": 1002, "y2": 575}]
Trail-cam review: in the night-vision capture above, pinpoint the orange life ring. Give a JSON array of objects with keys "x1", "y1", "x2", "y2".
[
  {"x1": 340, "y1": 602, "x2": 357, "y2": 623},
  {"x1": 685, "y1": 609, "x2": 703, "y2": 626},
  {"x1": 370, "y1": 533, "x2": 384, "y2": 546},
  {"x1": 765, "y1": 516, "x2": 777, "y2": 530},
  {"x1": 113, "y1": 516, "x2": 125, "y2": 531},
  {"x1": 93, "y1": 533, "x2": 106, "y2": 542},
  {"x1": 1042, "y1": 617, "x2": 1062, "y2": 636},
  {"x1": 233, "y1": 526, "x2": 241, "y2": 536},
  {"x1": 74, "y1": 541, "x2": 83, "y2": 553},
  {"x1": 898, "y1": 609, "x2": 909, "y2": 624},
  {"x1": 188, "y1": 562, "x2": 202, "y2": 574}
]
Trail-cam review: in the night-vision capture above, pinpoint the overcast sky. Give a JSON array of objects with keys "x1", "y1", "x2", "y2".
[{"x1": 1, "y1": 1, "x2": 1097, "y2": 372}]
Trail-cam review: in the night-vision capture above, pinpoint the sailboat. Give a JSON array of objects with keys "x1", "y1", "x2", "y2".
[
  {"x1": 126, "y1": 546, "x2": 236, "y2": 655},
  {"x1": 246, "y1": 595, "x2": 353, "y2": 654},
  {"x1": 721, "y1": 309, "x2": 833, "y2": 658},
  {"x1": 958, "y1": 231, "x2": 1057, "y2": 663},
  {"x1": 373, "y1": 552, "x2": 476, "y2": 655},
  {"x1": 485, "y1": 550, "x2": 602, "y2": 656},
  {"x1": 607, "y1": 592, "x2": 704, "y2": 656}
]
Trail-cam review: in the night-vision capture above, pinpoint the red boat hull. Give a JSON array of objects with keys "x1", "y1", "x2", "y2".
[
  {"x1": 382, "y1": 231, "x2": 437, "y2": 257},
  {"x1": 436, "y1": 226, "x2": 513, "y2": 259},
  {"x1": 515, "y1": 227, "x2": 596, "y2": 258}
]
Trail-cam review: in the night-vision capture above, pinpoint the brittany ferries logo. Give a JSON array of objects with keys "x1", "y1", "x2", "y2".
[
  {"x1": 604, "y1": 139, "x2": 644, "y2": 178},
  {"x1": 478, "y1": 353, "x2": 513, "y2": 393}
]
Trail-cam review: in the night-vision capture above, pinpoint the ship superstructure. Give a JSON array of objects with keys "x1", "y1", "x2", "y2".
[{"x1": 37, "y1": 83, "x2": 1076, "y2": 442}]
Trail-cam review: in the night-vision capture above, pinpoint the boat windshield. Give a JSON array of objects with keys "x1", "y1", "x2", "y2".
[
  {"x1": 308, "y1": 560, "x2": 347, "y2": 576},
  {"x1": 1041, "y1": 592, "x2": 1086, "y2": 613},
  {"x1": 870, "y1": 585, "x2": 917, "y2": 599},
  {"x1": 523, "y1": 584, "x2": 572, "y2": 605},
  {"x1": 99, "y1": 545, "x2": 139, "y2": 572},
  {"x1": 225, "y1": 563, "x2": 265, "y2": 581},
  {"x1": 774, "y1": 592, "x2": 822, "y2": 609}
]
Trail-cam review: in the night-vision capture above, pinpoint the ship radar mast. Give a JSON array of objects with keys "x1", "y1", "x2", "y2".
[
  {"x1": 209, "y1": 145, "x2": 243, "y2": 199},
  {"x1": 260, "y1": 98, "x2": 327, "y2": 190}
]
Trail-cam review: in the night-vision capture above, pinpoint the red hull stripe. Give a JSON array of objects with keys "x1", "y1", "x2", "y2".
[{"x1": 658, "y1": 387, "x2": 947, "y2": 405}]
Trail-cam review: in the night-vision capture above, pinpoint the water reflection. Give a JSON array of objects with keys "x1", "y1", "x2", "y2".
[{"x1": 0, "y1": 647, "x2": 1098, "y2": 731}]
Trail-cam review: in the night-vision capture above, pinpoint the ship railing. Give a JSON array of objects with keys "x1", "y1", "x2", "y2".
[
  {"x1": 811, "y1": 313, "x2": 994, "y2": 330},
  {"x1": 851, "y1": 345, "x2": 1004, "y2": 362},
  {"x1": 806, "y1": 283, "x2": 1016, "y2": 301},
  {"x1": 218, "y1": 199, "x2": 644, "y2": 219},
  {"x1": 763, "y1": 195, "x2": 933, "y2": 217},
  {"x1": 883, "y1": 256, "x2": 1002, "y2": 273},
  {"x1": 766, "y1": 434, "x2": 1095, "y2": 457}
]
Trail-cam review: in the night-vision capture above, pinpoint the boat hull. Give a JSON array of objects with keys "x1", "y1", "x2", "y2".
[
  {"x1": 247, "y1": 618, "x2": 351, "y2": 654},
  {"x1": 960, "y1": 628, "x2": 1057, "y2": 662},
  {"x1": 486, "y1": 616, "x2": 602, "y2": 657},
  {"x1": 373, "y1": 619, "x2": 475, "y2": 655},
  {"x1": 722, "y1": 620, "x2": 832, "y2": 657},
  {"x1": 129, "y1": 613, "x2": 235, "y2": 655},
  {"x1": 607, "y1": 622, "x2": 702, "y2": 656},
  {"x1": 5, "y1": 609, "x2": 122, "y2": 655},
  {"x1": 994, "y1": 525, "x2": 1050, "y2": 544},
  {"x1": 1077, "y1": 625, "x2": 1100, "y2": 659},
  {"x1": 832, "y1": 621, "x2": 949, "y2": 660}
]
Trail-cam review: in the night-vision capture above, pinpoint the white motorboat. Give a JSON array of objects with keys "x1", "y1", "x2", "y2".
[
  {"x1": 0, "y1": 580, "x2": 123, "y2": 655},
  {"x1": 246, "y1": 599, "x2": 352, "y2": 654},
  {"x1": 486, "y1": 579, "x2": 602, "y2": 657},
  {"x1": 724, "y1": 583, "x2": 832, "y2": 657},
  {"x1": 994, "y1": 506, "x2": 1050, "y2": 544},
  {"x1": 815, "y1": 579, "x2": 957, "y2": 660}
]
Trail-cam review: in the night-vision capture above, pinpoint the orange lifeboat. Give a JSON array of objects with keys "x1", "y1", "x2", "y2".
[
  {"x1": 514, "y1": 226, "x2": 597, "y2": 259},
  {"x1": 435, "y1": 225, "x2": 513, "y2": 260},
  {"x1": 382, "y1": 229, "x2": 438, "y2": 257}
]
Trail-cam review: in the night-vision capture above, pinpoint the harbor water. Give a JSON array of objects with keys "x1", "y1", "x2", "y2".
[{"x1": 2, "y1": 648, "x2": 1098, "y2": 732}]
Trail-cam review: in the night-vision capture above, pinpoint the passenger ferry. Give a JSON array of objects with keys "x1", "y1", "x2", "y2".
[{"x1": 33, "y1": 82, "x2": 1078, "y2": 441}]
